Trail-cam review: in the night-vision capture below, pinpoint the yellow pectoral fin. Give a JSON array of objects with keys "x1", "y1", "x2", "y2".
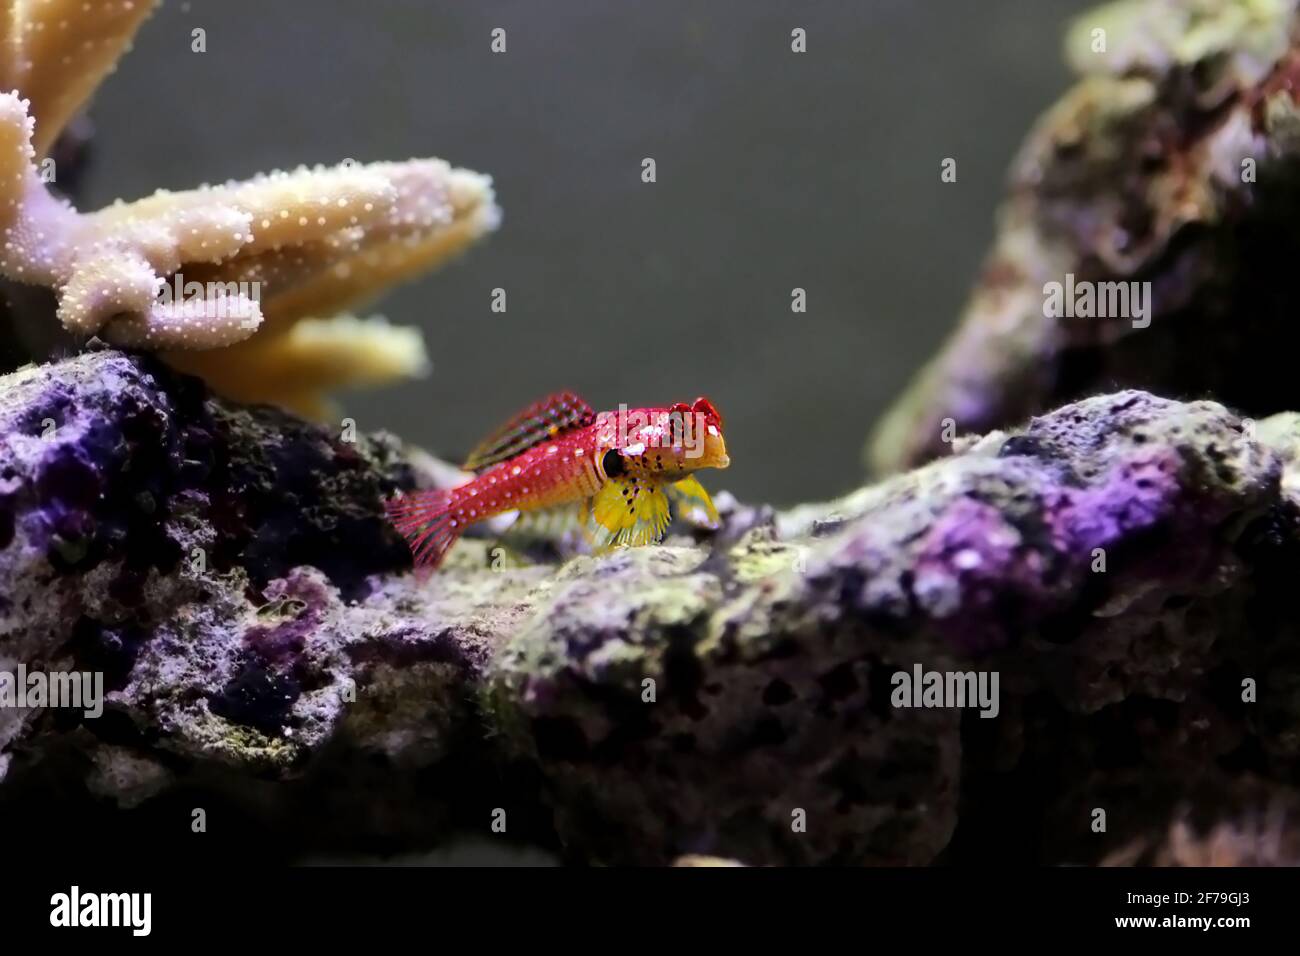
[
  {"x1": 669, "y1": 476, "x2": 720, "y2": 529},
  {"x1": 582, "y1": 478, "x2": 672, "y2": 551}
]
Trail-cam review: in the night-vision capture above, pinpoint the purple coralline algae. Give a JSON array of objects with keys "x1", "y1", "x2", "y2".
[{"x1": 3, "y1": 349, "x2": 1298, "y2": 865}]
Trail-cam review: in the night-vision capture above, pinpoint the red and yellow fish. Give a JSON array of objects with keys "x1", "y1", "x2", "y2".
[{"x1": 385, "y1": 393, "x2": 731, "y2": 571}]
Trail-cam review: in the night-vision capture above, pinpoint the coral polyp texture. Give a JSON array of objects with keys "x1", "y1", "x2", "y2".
[{"x1": 0, "y1": 0, "x2": 498, "y2": 415}]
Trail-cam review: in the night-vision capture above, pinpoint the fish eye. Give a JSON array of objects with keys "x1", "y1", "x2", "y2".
[{"x1": 601, "y1": 448, "x2": 626, "y2": 479}]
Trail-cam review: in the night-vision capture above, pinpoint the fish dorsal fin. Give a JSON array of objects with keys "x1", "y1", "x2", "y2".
[{"x1": 463, "y1": 391, "x2": 594, "y2": 472}]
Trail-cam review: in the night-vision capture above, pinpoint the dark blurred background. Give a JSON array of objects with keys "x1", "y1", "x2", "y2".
[{"x1": 83, "y1": 0, "x2": 1092, "y2": 505}]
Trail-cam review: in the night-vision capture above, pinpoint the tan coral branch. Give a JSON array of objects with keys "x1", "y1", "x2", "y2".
[
  {"x1": 162, "y1": 314, "x2": 430, "y2": 416},
  {"x1": 0, "y1": 1, "x2": 500, "y2": 411},
  {"x1": 0, "y1": 2, "x2": 19, "y2": 92},
  {"x1": 262, "y1": 168, "x2": 499, "y2": 328},
  {"x1": 17, "y1": 0, "x2": 162, "y2": 157},
  {"x1": 0, "y1": 90, "x2": 32, "y2": 220},
  {"x1": 1, "y1": 91, "x2": 498, "y2": 354}
]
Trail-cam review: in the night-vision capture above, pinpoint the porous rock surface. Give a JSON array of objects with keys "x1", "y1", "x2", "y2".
[
  {"x1": 2, "y1": 349, "x2": 1299, "y2": 865},
  {"x1": 870, "y1": 0, "x2": 1300, "y2": 475}
]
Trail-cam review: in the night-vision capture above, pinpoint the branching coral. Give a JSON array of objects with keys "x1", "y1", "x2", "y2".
[{"x1": 0, "y1": 0, "x2": 498, "y2": 415}]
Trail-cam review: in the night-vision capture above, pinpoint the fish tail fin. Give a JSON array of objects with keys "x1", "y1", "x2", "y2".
[{"x1": 384, "y1": 488, "x2": 463, "y2": 574}]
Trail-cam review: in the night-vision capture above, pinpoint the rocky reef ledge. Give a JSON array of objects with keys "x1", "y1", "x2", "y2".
[{"x1": 3, "y1": 349, "x2": 1300, "y2": 865}]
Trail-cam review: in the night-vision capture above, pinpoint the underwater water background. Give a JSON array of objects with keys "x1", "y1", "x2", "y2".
[{"x1": 84, "y1": 0, "x2": 1091, "y2": 506}]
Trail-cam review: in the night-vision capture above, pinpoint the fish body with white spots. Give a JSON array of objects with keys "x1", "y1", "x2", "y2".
[{"x1": 385, "y1": 393, "x2": 730, "y2": 571}]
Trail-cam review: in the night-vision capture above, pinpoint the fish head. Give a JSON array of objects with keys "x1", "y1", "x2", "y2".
[
  {"x1": 598, "y1": 397, "x2": 729, "y2": 483},
  {"x1": 685, "y1": 397, "x2": 729, "y2": 471}
]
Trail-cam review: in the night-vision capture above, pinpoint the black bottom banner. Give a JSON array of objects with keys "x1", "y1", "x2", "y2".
[{"x1": 3, "y1": 866, "x2": 1280, "y2": 942}]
